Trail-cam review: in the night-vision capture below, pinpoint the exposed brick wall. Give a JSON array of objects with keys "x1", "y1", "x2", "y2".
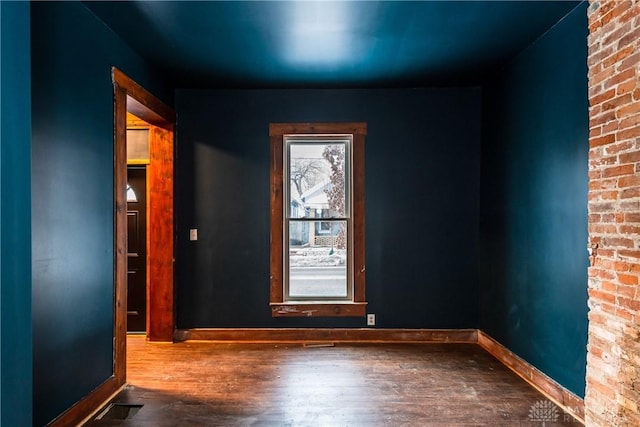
[{"x1": 586, "y1": 0, "x2": 640, "y2": 425}]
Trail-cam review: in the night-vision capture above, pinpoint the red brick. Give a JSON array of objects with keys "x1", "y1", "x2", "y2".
[
  {"x1": 619, "y1": 52, "x2": 640, "y2": 73},
  {"x1": 620, "y1": 200, "x2": 640, "y2": 211},
  {"x1": 617, "y1": 25, "x2": 640, "y2": 50},
  {"x1": 591, "y1": 109, "x2": 617, "y2": 128},
  {"x1": 590, "y1": 344, "x2": 604, "y2": 358},
  {"x1": 591, "y1": 87, "x2": 617, "y2": 106},
  {"x1": 620, "y1": 188, "x2": 640, "y2": 199},
  {"x1": 615, "y1": 261, "x2": 631, "y2": 272},
  {"x1": 603, "y1": 93, "x2": 633, "y2": 111},
  {"x1": 602, "y1": 120, "x2": 620, "y2": 134},
  {"x1": 605, "y1": 140, "x2": 634, "y2": 154},
  {"x1": 592, "y1": 65, "x2": 617, "y2": 86},
  {"x1": 617, "y1": 285, "x2": 637, "y2": 300},
  {"x1": 604, "y1": 67, "x2": 635, "y2": 90},
  {"x1": 590, "y1": 81, "x2": 605, "y2": 99},
  {"x1": 616, "y1": 78, "x2": 638, "y2": 96},
  {"x1": 598, "y1": 258, "x2": 615, "y2": 269},
  {"x1": 602, "y1": 42, "x2": 633, "y2": 67},
  {"x1": 617, "y1": 114, "x2": 640, "y2": 133},
  {"x1": 620, "y1": 225, "x2": 640, "y2": 235},
  {"x1": 617, "y1": 102, "x2": 640, "y2": 119},
  {"x1": 616, "y1": 306, "x2": 635, "y2": 321},
  {"x1": 618, "y1": 273, "x2": 639, "y2": 286},
  {"x1": 603, "y1": 236, "x2": 635, "y2": 248},
  {"x1": 597, "y1": 1, "x2": 622, "y2": 27},
  {"x1": 602, "y1": 164, "x2": 635, "y2": 177},
  {"x1": 619, "y1": 150, "x2": 640, "y2": 163},
  {"x1": 618, "y1": 175, "x2": 640, "y2": 188},
  {"x1": 618, "y1": 113, "x2": 640, "y2": 131},
  {"x1": 618, "y1": 296, "x2": 640, "y2": 311},
  {"x1": 589, "y1": 178, "x2": 617, "y2": 191},
  {"x1": 600, "y1": 301, "x2": 617, "y2": 314},
  {"x1": 590, "y1": 155, "x2": 617, "y2": 168},
  {"x1": 602, "y1": 280, "x2": 617, "y2": 292},
  {"x1": 589, "y1": 288, "x2": 617, "y2": 304},
  {"x1": 592, "y1": 133, "x2": 616, "y2": 147},
  {"x1": 601, "y1": 268, "x2": 617, "y2": 280},
  {"x1": 591, "y1": 223, "x2": 619, "y2": 234},
  {"x1": 597, "y1": 248, "x2": 615, "y2": 258},
  {"x1": 625, "y1": 213, "x2": 640, "y2": 223},
  {"x1": 590, "y1": 202, "x2": 616, "y2": 213},
  {"x1": 619, "y1": 249, "x2": 640, "y2": 259}
]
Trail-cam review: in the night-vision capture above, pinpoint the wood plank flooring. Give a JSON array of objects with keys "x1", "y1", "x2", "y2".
[{"x1": 84, "y1": 336, "x2": 581, "y2": 426}]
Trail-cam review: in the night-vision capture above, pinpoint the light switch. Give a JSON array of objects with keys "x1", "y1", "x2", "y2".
[{"x1": 189, "y1": 229, "x2": 198, "y2": 241}]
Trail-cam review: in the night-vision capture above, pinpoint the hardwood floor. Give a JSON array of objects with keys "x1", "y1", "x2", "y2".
[{"x1": 84, "y1": 336, "x2": 581, "y2": 426}]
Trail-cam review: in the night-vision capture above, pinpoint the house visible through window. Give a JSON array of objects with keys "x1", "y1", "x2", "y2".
[
  {"x1": 269, "y1": 123, "x2": 367, "y2": 317},
  {"x1": 286, "y1": 137, "x2": 350, "y2": 299}
]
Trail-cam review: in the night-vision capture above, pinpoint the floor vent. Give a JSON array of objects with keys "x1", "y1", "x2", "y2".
[{"x1": 94, "y1": 403, "x2": 143, "y2": 420}]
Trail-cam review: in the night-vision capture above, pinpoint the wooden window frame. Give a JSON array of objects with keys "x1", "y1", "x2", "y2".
[{"x1": 269, "y1": 122, "x2": 367, "y2": 317}]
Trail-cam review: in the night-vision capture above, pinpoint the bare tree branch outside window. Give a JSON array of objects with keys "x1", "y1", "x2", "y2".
[{"x1": 323, "y1": 145, "x2": 347, "y2": 249}]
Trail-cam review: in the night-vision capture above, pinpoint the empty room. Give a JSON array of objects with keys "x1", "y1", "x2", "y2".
[{"x1": 1, "y1": 0, "x2": 639, "y2": 426}]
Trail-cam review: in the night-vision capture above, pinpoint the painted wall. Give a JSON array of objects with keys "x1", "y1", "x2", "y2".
[
  {"x1": 479, "y1": 3, "x2": 589, "y2": 397},
  {"x1": 1, "y1": 2, "x2": 32, "y2": 426},
  {"x1": 30, "y1": 2, "x2": 172, "y2": 425},
  {"x1": 175, "y1": 88, "x2": 481, "y2": 329}
]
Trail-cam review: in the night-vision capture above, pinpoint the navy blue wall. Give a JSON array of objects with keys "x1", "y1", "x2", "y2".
[
  {"x1": 175, "y1": 88, "x2": 481, "y2": 329},
  {"x1": 479, "y1": 3, "x2": 589, "y2": 397},
  {"x1": 1, "y1": 2, "x2": 33, "y2": 426},
  {"x1": 30, "y1": 2, "x2": 172, "y2": 425}
]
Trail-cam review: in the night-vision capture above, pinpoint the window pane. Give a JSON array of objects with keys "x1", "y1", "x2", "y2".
[
  {"x1": 289, "y1": 142, "x2": 346, "y2": 218},
  {"x1": 126, "y1": 128, "x2": 149, "y2": 161},
  {"x1": 288, "y1": 220, "x2": 348, "y2": 298}
]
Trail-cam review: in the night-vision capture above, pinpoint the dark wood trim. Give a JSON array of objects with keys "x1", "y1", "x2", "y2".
[
  {"x1": 147, "y1": 126, "x2": 174, "y2": 341},
  {"x1": 113, "y1": 84, "x2": 128, "y2": 384},
  {"x1": 174, "y1": 328, "x2": 478, "y2": 343},
  {"x1": 47, "y1": 377, "x2": 123, "y2": 427},
  {"x1": 112, "y1": 68, "x2": 175, "y2": 127},
  {"x1": 271, "y1": 302, "x2": 367, "y2": 317},
  {"x1": 269, "y1": 122, "x2": 367, "y2": 136},
  {"x1": 269, "y1": 134, "x2": 284, "y2": 304},
  {"x1": 269, "y1": 122, "x2": 367, "y2": 317},
  {"x1": 352, "y1": 132, "x2": 366, "y2": 302},
  {"x1": 477, "y1": 330, "x2": 585, "y2": 424}
]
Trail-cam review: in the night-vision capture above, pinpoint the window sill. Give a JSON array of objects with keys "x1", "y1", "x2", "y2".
[{"x1": 270, "y1": 302, "x2": 367, "y2": 318}]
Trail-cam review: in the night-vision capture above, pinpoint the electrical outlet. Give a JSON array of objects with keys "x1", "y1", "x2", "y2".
[
  {"x1": 367, "y1": 313, "x2": 375, "y2": 326},
  {"x1": 189, "y1": 229, "x2": 198, "y2": 241}
]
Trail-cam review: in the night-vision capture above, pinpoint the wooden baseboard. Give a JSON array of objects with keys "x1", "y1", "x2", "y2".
[
  {"x1": 174, "y1": 328, "x2": 478, "y2": 343},
  {"x1": 477, "y1": 330, "x2": 585, "y2": 424},
  {"x1": 47, "y1": 376, "x2": 124, "y2": 427}
]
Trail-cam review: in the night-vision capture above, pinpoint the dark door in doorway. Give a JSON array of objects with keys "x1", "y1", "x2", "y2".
[{"x1": 127, "y1": 167, "x2": 147, "y2": 332}]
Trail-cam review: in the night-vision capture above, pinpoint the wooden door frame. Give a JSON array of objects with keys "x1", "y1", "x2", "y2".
[{"x1": 113, "y1": 67, "x2": 176, "y2": 382}]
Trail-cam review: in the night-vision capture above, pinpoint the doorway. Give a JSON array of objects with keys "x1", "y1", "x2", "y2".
[
  {"x1": 127, "y1": 166, "x2": 147, "y2": 332},
  {"x1": 112, "y1": 67, "x2": 176, "y2": 385}
]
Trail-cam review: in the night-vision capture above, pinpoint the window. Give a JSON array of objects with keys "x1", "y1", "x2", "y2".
[
  {"x1": 126, "y1": 184, "x2": 138, "y2": 202},
  {"x1": 270, "y1": 123, "x2": 367, "y2": 317}
]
